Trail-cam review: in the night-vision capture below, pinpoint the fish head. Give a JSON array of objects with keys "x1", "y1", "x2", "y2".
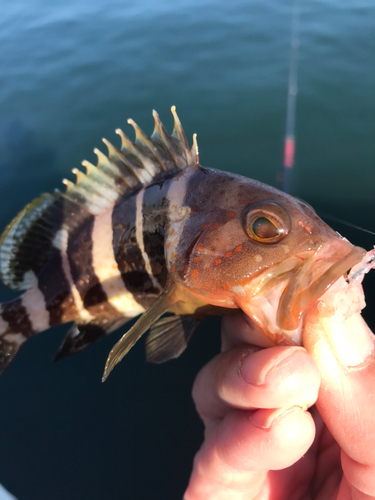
[{"x1": 167, "y1": 171, "x2": 365, "y2": 344}]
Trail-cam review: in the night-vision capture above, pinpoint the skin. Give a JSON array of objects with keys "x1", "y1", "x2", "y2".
[{"x1": 184, "y1": 309, "x2": 375, "y2": 500}]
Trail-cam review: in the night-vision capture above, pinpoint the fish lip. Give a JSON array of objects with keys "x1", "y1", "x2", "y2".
[{"x1": 276, "y1": 244, "x2": 366, "y2": 331}]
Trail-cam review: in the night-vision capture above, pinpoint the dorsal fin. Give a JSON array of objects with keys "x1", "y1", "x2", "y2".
[{"x1": 0, "y1": 108, "x2": 197, "y2": 291}]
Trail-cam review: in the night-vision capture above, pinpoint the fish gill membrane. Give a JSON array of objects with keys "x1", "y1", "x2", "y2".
[{"x1": 0, "y1": 108, "x2": 373, "y2": 381}]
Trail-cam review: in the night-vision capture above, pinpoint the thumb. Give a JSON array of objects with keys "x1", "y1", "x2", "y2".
[{"x1": 303, "y1": 299, "x2": 375, "y2": 496}]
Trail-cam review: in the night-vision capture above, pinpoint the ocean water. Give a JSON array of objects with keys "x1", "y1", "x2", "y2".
[{"x1": 0, "y1": 1, "x2": 374, "y2": 499}]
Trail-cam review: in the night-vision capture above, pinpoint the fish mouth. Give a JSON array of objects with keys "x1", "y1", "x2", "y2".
[
  {"x1": 276, "y1": 244, "x2": 366, "y2": 331},
  {"x1": 237, "y1": 242, "x2": 366, "y2": 344}
]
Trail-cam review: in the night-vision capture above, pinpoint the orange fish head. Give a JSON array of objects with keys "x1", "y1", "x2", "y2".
[{"x1": 167, "y1": 174, "x2": 366, "y2": 344}]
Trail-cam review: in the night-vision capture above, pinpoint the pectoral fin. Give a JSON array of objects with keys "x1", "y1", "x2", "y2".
[
  {"x1": 145, "y1": 315, "x2": 201, "y2": 364},
  {"x1": 102, "y1": 283, "x2": 177, "y2": 382}
]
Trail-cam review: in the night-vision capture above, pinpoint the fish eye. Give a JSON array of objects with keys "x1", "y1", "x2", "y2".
[
  {"x1": 244, "y1": 202, "x2": 290, "y2": 244},
  {"x1": 252, "y1": 217, "x2": 279, "y2": 239}
]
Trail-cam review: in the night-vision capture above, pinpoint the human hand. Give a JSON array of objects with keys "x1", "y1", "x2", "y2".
[{"x1": 184, "y1": 308, "x2": 375, "y2": 499}]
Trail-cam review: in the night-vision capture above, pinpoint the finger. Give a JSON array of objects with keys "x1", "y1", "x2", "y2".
[
  {"x1": 184, "y1": 406, "x2": 315, "y2": 500},
  {"x1": 221, "y1": 312, "x2": 274, "y2": 351},
  {"x1": 192, "y1": 345, "x2": 320, "y2": 421},
  {"x1": 303, "y1": 306, "x2": 375, "y2": 497}
]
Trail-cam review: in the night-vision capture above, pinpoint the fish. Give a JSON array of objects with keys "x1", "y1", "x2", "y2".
[{"x1": 0, "y1": 107, "x2": 371, "y2": 381}]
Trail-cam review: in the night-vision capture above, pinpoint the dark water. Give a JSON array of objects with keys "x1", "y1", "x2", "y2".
[{"x1": 0, "y1": 1, "x2": 374, "y2": 499}]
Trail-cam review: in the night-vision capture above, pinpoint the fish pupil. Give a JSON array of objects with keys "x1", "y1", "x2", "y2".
[{"x1": 252, "y1": 217, "x2": 279, "y2": 239}]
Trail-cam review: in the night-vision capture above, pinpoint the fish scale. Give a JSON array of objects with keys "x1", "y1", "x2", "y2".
[{"x1": 0, "y1": 107, "x2": 369, "y2": 380}]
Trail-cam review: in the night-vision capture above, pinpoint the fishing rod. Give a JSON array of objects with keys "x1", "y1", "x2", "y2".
[
  {"x1": 282, "y1": 0, "x2": 300, "y2": 194},
  {"x1": 280, "y1": 4, "x2": 375, "y2": 239}
]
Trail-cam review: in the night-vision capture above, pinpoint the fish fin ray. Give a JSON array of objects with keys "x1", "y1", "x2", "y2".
[
  {"x1": 145, "y1": 315, "x2": 201, "y2": 364},
  {"x1": 102, "y1": 283, "x2": 177, "y2": 381}
]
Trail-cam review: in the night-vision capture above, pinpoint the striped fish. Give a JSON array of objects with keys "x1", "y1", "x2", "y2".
[{"x1": 0, "y1": 108, "x2": 368, "y2": 381}]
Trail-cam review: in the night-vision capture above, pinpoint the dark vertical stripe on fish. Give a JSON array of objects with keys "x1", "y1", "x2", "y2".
[
  {"x1": 83, "y1": 282, "x2": 124, "y2": 320},
  {"x1": 112, "y1": 192, "x2": 160, "y2": 301},
  {"x1": 67, "y1": 215, "x2": 97, "y2": 300},
  {"x1": 141, "y1": 181, "x2": 170, "y2": 289},
  {"x1": 38, "y1": 248, "x2": 77, "y2": 325},
  {"x1": 182, "y1": 167, "x2": 210, "y2": 208},
  {"x1": 2, "y1": 299, "x2": 34, "y2": 338}
]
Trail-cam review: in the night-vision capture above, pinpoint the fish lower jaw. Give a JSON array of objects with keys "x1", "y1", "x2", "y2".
[
  {"x1": 240, "y1": 295, "x2": 304, "y2": 347},
  {"x1": 235, "y1": 275, "x2": 304, "y2": 345}
]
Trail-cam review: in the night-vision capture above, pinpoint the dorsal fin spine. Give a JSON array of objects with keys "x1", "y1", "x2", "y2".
[
  {"x1": 114, "y1": 130, "x2": 156, "y2": 179},
  {"x1": 93, "y1": 148, "x2": 132, "y2": 190},
  {"x1": 81, "y1": 160, "x2": 124, "y2": 196},
  {"x1": 151, "y1": 110, "x2": 180, "y2": 169},
  {"x1": 102, "y1": 137, "x2": 148, "y2": 184},
  {"x1": 71, "y1": 168, "x2": 118, "y2": 204},
  {"x1": 192, "y1": 133, "x2": 200, "y2": 165},
  {"x1": 114, "y1": 129, "x2": 138, "y2": 155},
  {"x1": 126, "y1": 119, "x2": 168, "y2": 173},
  {"x1": 101, "y1": 137, "x2": 125, "y2": 163},
  {"x1": 63, "y1": 178, "x2": 112, "y2": 214},
  {"x1": 171, "y1": 105, "x2": 193, "y2": 165},
  {"x1": 73, "y1": 166, "x2": 119, "y2": 201},
  {"x1": 62, "y1": 179, "x2": 75, "y2": 190}
]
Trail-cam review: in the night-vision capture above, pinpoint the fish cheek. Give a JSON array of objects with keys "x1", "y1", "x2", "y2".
[{"x1": 185, "y1": 221, "x2": 250, "y2": 291}]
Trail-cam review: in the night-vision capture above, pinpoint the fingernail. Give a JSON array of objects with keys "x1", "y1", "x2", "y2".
[
  {"x1": 328, "y1": 313, "x2": 375, "y2": 367},
  {"x1": 239, "y1": 347, "x2": 305, "y2": 385},
  {"x1": 250, "y1": 407, "x2": 298, "y2": 429}
]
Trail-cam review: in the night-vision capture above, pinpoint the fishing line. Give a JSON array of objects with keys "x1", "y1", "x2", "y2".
[
  {"x1": 318, "y1": 211, "x2": 375, "y2": 237},
  {"x1": 282, "y1": 0, "x2": 300, "y2": 194}
]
